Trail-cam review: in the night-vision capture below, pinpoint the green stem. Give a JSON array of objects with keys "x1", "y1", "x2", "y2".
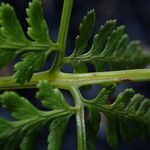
[
  {"x1": 69, "y1": 87, "x2": 86, "y2": 150},
  {"x1": 52, "y1": 0, "x2": 74, "y2": 72},
  {"x1": 57, "y1": 0, "x2": 73, "y2": 51},
  {"x1": 0, "y1": 69, "x2": 150, "y2": 90}
]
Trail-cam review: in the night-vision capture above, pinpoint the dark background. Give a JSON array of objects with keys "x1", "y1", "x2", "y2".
[{"x1": 0, "y1": 0, "x2": 150, "y2": 150}]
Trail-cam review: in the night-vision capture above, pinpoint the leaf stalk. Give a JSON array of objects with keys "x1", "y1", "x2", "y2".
[
  {"x1": 69, "y1": 87, "x2": 86, "y2": 150},
  {"x1": 0, "y1": 68, "x2": 150, "y2": 90}
]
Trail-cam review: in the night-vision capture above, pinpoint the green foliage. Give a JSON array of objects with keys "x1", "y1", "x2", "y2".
[
  {"x1": 14, "y1": 52, "x2": 47, "y2": 84},
  {"x1": 20, "y1": 127, "x2": 40, "y2": 150},
  {"x1": 0, "y1": 0, "x2": 55, "y2": 84},
  {"x1": 36, "y1": 80, "x2": 71, "y2": 111},
  {"x1": 48, "y1": 117, "x2": 69, "y2": 150},
  {"x1": 0, "y1": 0, "x2": 150, "y2": 149},
  {"x1": 0, "y1": 81, "x2": 72, "y2": 150},
  {"x1": 26, "y1": 0, "x2": 51, "y2": 43},
  {"x1": 0, "y1": 3, "x2": 27, "y2": 43},
  {"x1": 86, "y1": 110, "x2": 100, "y2": 150},
  {"x1": 66, "y1": 18, "x2": 150, "y2": 72},
  {"x1": 83, "y1": 87, "x2": 150, "y2": 147},
  {"x1": 0, "y1": 91, "x2": 40, "y2": 119},
  {"x1": 0, "y1": 0, "x2": 149, "y2": 84},
  {"x1": 71, "y1": 10, "x2": 95, "y2": 73}
]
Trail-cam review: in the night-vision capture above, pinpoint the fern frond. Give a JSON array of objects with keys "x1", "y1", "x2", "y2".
[
  {"x1": 0, "y1": 0, "x2": 149, "y2": 149},
  {"x1": 0, "y1": 0, "x2": 55, "y2": 84},
  {"x1": 83, "y1": 87, "x2": 150, "y2": 147},
  {"x1": 0, "y1": 81, "x2": 73, "y2": 150},
  {"x1": 65, "y1": 11, "x2": 150, "y2": 72}
]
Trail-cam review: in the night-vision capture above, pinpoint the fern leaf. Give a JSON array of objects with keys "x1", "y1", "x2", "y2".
[
  {"x1": 36, "y1": 80, "x2": 71, "y2": 111},
  {"x1": 105, "y1": 117, "x2": 118, "y2": 147},
  {"x1": 20, "y1": 126, "x2": 41, "y2": 150},
  {"x1": 48, "y1": 117, "x2": 69, "y2": 150},
  {"x1": 26, "y1": 0, "x2": 52, "y2": 44},
  {"x1": 0, "y1": 91, "x2": 40, "y2": 119},
  {"x1": 69, "y1": 10, "x2": 95, "y2": 74},
  {"x1": 65, "y1": 13, "x2": 150, "y2": 71},
  {"x1": 0, "y1": 1, "x2": 55, "y2": 84},
  {"x1": 0, "y1": 3, "x2": 27, "y2": 43},
  {"x1": 0, "y1": 50, "x2": 15, "y2": 68},
  {"x1": 0, "y1": 118, "x2": 14, "y2": 139},
  {"x1": 83, "y1": 88, "x2": 150, "y2": 147},
  {"x1": 0, "y1": 81, "x2": 72, "y2": 149},
  {"x1": 73, "y1": 10, "x2": 95, "y2": 56},
  {"x1": 86, "y1": 110, "x2": 100, "y2": 150},
  {"x1": 0, "y1": 136, "x2": 19, "y2": 150},
  {"x1": 0, "y1": 4, "x2": 27, "y2": 68},
  {"x1": 14, "y1": 52, "x2": 47, "y2": 84},
  {"x1": 90, "y1": 20, "x2": 116, "y2": 55}
]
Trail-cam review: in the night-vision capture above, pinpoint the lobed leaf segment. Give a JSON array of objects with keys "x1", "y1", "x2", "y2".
[
  {"x1": 83, "y1": 86, "x2": 150, "y2": 148},
  {"x1": 0, "y1": 81, "x2": 74, "y2": 150},
  {"x1": 65, "y1": 10, "x2": 150, "y2": 73},
  {"x1": 0, "y1": 0, "x2": 55, "y2": 84}
]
